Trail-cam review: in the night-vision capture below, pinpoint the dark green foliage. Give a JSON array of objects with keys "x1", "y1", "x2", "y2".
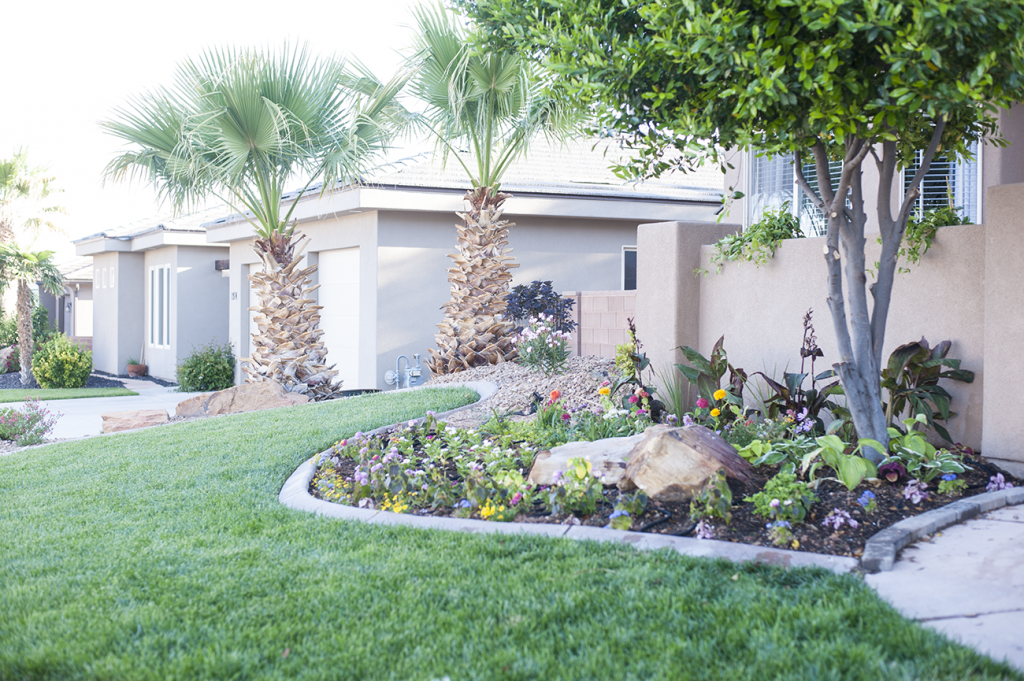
[
  {"x1": 690, "y1": 469, "x2": 733, "y2": 523},
  {"x1": 882, "y1": 338, "x2": 974, "y2": 443},
  {"x1": 704, "y1": 205, "x2": 803, "y2": 274},
  {"x1": 176, "y1": 341, "x2": 236, "y2": 392},
  {"x1": 675, "y1": 335, "x2": 746, "y2": 412},
  {"x1": 505, "y1": 280, "x2": 576, "y2": 333},
  {"x1": 31, "y1": 334, "x2": 92, "y2": 389}
]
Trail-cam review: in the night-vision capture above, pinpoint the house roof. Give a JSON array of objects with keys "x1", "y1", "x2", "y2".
[
  {"x1": 203, "y1": 139, "x2": 725, "y2": 234},
  {"x1": 55, "y1": 255, "x2": 93, "y2": 283},
  {"x1": 72, "y1": 204, "x2": 226, "y2": 244}
]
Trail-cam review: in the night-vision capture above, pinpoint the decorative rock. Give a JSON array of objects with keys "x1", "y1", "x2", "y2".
[
  {"x1": 527, "y1": 432, "x2": 646, "y2": 486},
  {"x1": 101, "y1": 409, "x2": 169, "y2": 433},
  {"x1": 175, "y1": 382, "x2": 309, "y2": 419},
  {"x1": 618, "y1": 425, "x2": 754, "y2": 502}
]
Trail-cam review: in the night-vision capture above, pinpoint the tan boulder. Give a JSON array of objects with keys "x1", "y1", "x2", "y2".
[
  {"x1": 175, "y1": 381, "x2": 309, "y2": 419},
  {"x1": 618, "y1": 425, "x2": 754, "y2": 502},
  {"x1": 527, "y1": 432, "x2": 646, "y2": 486},
  {"x1": 101, "y1": 409, "x2": 170, "y2": 433}
]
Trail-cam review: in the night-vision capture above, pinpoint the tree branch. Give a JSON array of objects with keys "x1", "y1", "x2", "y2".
[
  {"x1": 896, "y1": 118, "x2": 947, "y2": 227},
  {"x1": 793, "y1": 149, "x2": 826, "y2": 212}
]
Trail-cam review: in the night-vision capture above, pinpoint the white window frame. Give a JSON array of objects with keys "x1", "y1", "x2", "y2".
[
  {"x1": 899, "y1": 143, "x2": 983, "y2": 225},
  {"x1": 621, "y1": 246, "x2": 637, "y2": 291},
  {"x1": 148, "y1": 265, "x2": 171, "y2": 349}
]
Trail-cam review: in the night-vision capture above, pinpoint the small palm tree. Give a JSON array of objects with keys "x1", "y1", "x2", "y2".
[
  {"x1": 103, "y1": 44, "x2": 408, "y2": 399},
  {"x1": 408, "y1": 5, "x2": 580, "y2": 374},
  {"x1": 0, "y1": 149, "x2": 64, "y2": 244},
  {"x1": 0, "y1": 244, "x2": 62, "y2": 386}
]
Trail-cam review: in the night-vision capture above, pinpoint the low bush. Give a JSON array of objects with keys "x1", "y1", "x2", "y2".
[
  {"x1": 31, "y1": 334, "x2": 92, "y2": 389},
  {"x1": 505, "y1": 280, "x2": 576, "y2": 333},
  {"x1": 177, "y1": 341, "x2": 235, "y2": 392},
  {"x1": 0, "y1": 399, "x2": 60, "y2": 446}
]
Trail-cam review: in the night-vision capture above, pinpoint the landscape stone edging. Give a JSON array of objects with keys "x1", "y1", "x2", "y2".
[
  {"x1": 279, "y1": 381, "x2": 858, "y2": 575},
  {"x1": 861, "y1": 486, "x2": 1024, "y2": 572}
]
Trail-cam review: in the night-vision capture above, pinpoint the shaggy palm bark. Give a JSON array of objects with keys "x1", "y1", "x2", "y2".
[
  {"x1": 16, "y1": 279, "x2": 34, "y2": 386},
  {"x1": 428, "y1": 186, "x2": 520, "y2": 374},
  {"x1": 240, "y1": 232, "x2": 343, "y2": 401}
]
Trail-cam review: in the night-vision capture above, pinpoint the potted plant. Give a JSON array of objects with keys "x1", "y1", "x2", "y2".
[{"x1": 126, "y1": 357, "x2": 147, "y2": 378}]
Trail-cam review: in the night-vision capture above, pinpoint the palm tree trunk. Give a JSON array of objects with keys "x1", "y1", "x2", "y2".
[
  {"x1": 239, "y1": 231, "x2": 343, "y2": 401},
  {"x1": 428, "y1": 186, "x2": 520, "y2": 375},
  {"x1": 16, "y1": 279, "x2": 34, "y2": 386}
]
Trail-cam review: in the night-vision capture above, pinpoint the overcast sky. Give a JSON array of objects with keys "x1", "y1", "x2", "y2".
[{"x1": 2, "y1": 0, "x2": 424, "y2": 257}]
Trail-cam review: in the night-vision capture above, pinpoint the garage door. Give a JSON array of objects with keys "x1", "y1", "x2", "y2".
[{"x1": 316, "y1": 248, "x2": 360, "y2": 388}]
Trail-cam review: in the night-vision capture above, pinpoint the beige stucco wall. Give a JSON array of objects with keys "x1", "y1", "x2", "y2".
[{"x1": 694, "y1": 223, "x2": 985, "y2": 448}]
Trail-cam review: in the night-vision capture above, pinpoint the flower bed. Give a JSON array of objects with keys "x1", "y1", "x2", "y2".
[{"x1": 309, "y1": 393, "x2": 1021, "y2": 558}]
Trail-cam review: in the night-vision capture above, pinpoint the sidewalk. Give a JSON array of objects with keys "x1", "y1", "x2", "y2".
[
  {"x1": 866, "y1": 504, "x2": 1024, "y2": 672},
  {"x1": 36, "y1": 378, "x2": 206, "y2": 439}
]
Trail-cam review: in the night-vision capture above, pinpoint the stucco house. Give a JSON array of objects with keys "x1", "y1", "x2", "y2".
[
  {"x1": 73, "y1": 209, "x2": 230, "y2": 379},
  {"x1": 203, "y1": 141, "x2": 723, "y2": 390},
  {"x1": 38, "y1": 256, "x2": 94, "y2": 344}
]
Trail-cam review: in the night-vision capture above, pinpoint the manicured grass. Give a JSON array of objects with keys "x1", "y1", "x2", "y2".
[
  {"x1": 0, "y1": 387, "x2": 138, "y2": 403},
  {"x1": 0, "y1": 387, "x2": 1018, "y2": 680}
]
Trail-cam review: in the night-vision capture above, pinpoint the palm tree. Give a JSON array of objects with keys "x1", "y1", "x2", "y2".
[
  {"x1": 407, "y1": 5, "x2": 580, "y2": 374},
  {"x1": 0, "y1": 245, "x2": 62, "y2": 386},
  {"x1": 0, "y1": 149, "x2": 64, "y2": 244},
  {"x1": 103, "y1": 44, "x2": 408, "y2": 400}
]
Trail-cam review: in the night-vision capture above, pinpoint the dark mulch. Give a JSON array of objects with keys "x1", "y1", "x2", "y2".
[
  {"x1": 312, "y1": 452, "x2": 1021, "y2": 559},
  {"x1": 93, "y1": 370, "x2": 178, "y2": 388},
  {"x1": 0, "y1": 372, "x2": 128, "y2": 390}
]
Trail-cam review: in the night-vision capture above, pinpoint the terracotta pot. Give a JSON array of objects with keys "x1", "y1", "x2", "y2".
[{"x1": 126, "y1": 364, "x2": 148, "y2": 378}]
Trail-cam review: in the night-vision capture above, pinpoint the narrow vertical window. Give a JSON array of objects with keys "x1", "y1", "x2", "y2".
[
  {"x1": 110, "y1": 267, "x2": 115, "y2": 289},
  {"x1": 158, "y1": 267, "x2": 165, "y2": 346},
  {"x1": 622, "y1": 247, "x2": 637, "y2": 290},
  {"x1": 150, "y1": 268, "x2": 155, "y2": 345}
]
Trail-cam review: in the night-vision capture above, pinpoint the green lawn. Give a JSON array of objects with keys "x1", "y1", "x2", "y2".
[
  {"x1": 0, "y1": 387, "x2": 1018, "y2": 680},
  {"x1": 0, "y1": 387, "x2": 138, "y2": 403}
]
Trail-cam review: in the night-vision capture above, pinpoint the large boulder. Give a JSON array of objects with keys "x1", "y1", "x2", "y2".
[
  {"x1": 618, "y1": 425, "x2": 754, "y2": 501},
  {"x1": 527, "y1": 432, "x2": 646, "y2": 486},
  {"x1": 175, "y1": 382, "x2": 309, "y2": 419},
  {"x1": 101, "y1": 409, "x2": 169, "y2": 433}
]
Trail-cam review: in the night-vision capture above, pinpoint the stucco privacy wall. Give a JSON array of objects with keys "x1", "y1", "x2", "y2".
[
  {"x1": 90, "y1": 252, "x2": 144, "y2": 375},
  {"x1": 636, "y1": 183, "x2": 1024, "y2": 475}
]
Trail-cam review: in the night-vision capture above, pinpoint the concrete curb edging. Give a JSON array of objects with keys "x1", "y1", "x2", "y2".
[
  {"x1": 280, "y1": 382, "x2": 858, "y2": 575},
  {"x1": 861, "y1": 486, "x2": 1024, "y2": 572}
]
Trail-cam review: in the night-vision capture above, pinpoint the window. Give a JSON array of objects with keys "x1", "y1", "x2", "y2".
[
  {"x1": 622, "y1": 247, "x2": 637, "y2": 290},
  {"x1": 747, "y1": 153, "x2": 794, "y2": 227},
  {"x1": 796, "y1": 159, "x2": 842, "y2": 237},
  {"x1": 149, "y1": 265, "x2": 171, "y2": 348},
  {"x1": 109, "y1": 267, "x2": 115, "y2": 289},
  {"x1": 902, "y1": 142, "x2": 980, "y2": 223}
]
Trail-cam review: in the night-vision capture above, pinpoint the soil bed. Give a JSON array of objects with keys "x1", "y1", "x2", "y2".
[
  {"x1": 0, "y1": 372, "x2": 128, "y2": 390},
  {"x1": 311, "y1": 434, "x2": 1020, "y2": 559}
]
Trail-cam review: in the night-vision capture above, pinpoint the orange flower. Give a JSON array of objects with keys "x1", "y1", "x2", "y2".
[{"x1": 550, "y1": 390, "x2": 561, "y2": 402}]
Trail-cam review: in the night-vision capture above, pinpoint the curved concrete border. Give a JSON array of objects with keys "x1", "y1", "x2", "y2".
[
  {"x1": 279, "y1": 381, "x2": 858, "y2": 575},
  {"x1": 861, "y1": 486, "x2": 1024, "y2": 572}
]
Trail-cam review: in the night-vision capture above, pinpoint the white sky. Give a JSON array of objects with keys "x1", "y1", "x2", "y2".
[{"x1": 1, "y1": 0, "x2": 424, "y2": 258}]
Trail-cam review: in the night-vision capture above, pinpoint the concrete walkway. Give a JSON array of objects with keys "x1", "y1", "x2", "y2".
[
  {"x1": 33, "y1": 378, "x2": 205, "y2": 439},
  {"x1": 866, "y1": 504, "x2": 1024, "y2": 672}
]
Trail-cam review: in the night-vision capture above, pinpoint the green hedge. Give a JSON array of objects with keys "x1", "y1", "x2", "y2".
[
  {"x1": 31, "y1": 334, "x2": 92, "y2": 389},
  {"x1": 177, "y1": 341, "x2": 236, "y2": 392}
]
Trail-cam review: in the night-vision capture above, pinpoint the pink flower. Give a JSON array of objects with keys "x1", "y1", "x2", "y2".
[
  {"x1": 561, "y1": 413, "x2": 570, "y2": 421},
  {"x1": 696, "y1": 398, "x2": 709, "y2": 409},
  {"x1": 628, "y1": 395, "x2": 639, "y2": 404}
]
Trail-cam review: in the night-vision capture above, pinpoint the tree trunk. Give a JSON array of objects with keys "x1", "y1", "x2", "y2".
[
  {"x1": 795, "y1": 128, "x2": 946, "y2": 463},
  {"x1": 17, "y1": 279, "x2": 34, "y2": 386},
  {"x1": 428, "y1": 186, "x2": 520, "y2": 375},
  {"x1": 239, "y1": 231, "x2": 343, "y2": 401}
]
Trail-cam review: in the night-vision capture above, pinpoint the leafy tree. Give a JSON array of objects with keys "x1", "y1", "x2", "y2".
[
  {"x1": 0, "y1": 149, "x2": 64, "y2": 244},
  {"x1": 464, "y1": 0, "x2": 1024, "y2": 459},
  {"x1": 0, "y1": 244, "x2": 63, "y2": 386},
  {"x1": 407, "y1": 4, "x2": 580, "y2": 374},
  {"x1": 103, "y1": 45, "x2": 408, "y2": 399}
]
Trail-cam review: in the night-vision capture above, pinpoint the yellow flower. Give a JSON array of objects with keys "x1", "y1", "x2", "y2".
[
  {"x1": 791, "y1": 539, "x2": 800, "y2": 550},
  {"x1": 710, "y1": 408, "x2": 721, "y2": 418},
  {"x1": 598, "y1": 386, "x2": 611, "y2": 395},
  {"x1": 713, "y1": 389, "x2": 727, "y2": 401}
]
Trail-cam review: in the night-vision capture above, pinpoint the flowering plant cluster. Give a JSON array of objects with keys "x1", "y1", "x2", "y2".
[
  {"x1": 937, "y1": 473, "x2": 968, "y2": 496},
  {"x1": 546, "y1": 456, "x2": 604, "y2": 516},
  {"x1": 515, "y1": 315, "x2": 572, "y2": 376},
  {"x1": 821, "y1": 508, "x2": 859, "y2": 531},
  {"x1": 0, "y1": 399, "x2": 60, "y2": 446},
  {"x1": 746, "y1": 472, "x2": 817, "y2": 525},
  {"x1": 689, "y1": 468, "x2": 733, "y2": 524},
  {"x1": 766, "y1": 520, "x2": 797, "y2": 548},
  {"x1": 903, "y1": 479, "x2": 929, "y2": 504},
  {"x1": 986, "y1": 473, "x2": 1014, "y2": 492},
  {"x1": 857, "y1": 490, "x2": 877, "y2": 513}
]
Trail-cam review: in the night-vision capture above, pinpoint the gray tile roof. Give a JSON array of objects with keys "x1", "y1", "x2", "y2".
[{"x1": 72, "y1": 204, "x2": 229, "y2": 244}]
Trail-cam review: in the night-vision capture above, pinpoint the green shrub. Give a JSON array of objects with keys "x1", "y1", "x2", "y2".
[
  {"x1": 177, "y1": 341, "x2": 235, "y2": 392},
  {"x1": 31, "y1": 334, "x2": 93, "y2": 389}
]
